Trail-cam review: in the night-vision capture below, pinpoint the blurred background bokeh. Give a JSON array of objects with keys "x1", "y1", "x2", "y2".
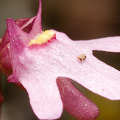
[{"x1": 1, "y1": 0, "x2": 120, "y2": 120}]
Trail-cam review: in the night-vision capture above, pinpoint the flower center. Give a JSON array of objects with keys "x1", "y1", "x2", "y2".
[{"x1": 29, "y1": 30, "x2": 56, "y2": 46}]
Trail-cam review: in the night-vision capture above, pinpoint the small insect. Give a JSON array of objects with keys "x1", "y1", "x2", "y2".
[
  {"x1": 77, "y1": 54, "x2": 86, "y2": 62},
  {"x1": 29, "y1": 30, "x2": 56, "y2": 46}
]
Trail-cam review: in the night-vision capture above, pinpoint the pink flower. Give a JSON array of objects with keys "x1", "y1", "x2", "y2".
[
  {"x1": 1, "y1": 0, "x2": 120, "y2": 119},
  {"x1": 0, "y1": 18, "x2": 99, "y2": 120}
]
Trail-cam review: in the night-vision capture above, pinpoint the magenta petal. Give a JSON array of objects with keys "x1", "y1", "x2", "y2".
[
  {"x1": 29, "y1": 0, "x2": 42, "y2": 38},
  {"x1": 7, "y1": 20, "x2": 25, "y2": 59},
  {"x1": 0, "y1": 17, "x2": 35, "y2": 77},
  {"x1": 0, "y1": 44, "x2": 12, "y2": 76},
  {"x1": 6, "y1": 19, "x2": 29, "y2": 82},
  {"x1": 15, "y1": 17, "x2": 35, "y2": 33},
  {"x1": 6, "y1": 19, "x2": 28, "y2": 63},
  {"x1": 6, "y1": 18, "x2": 29, "y2": 46},
  {"x1": 0, "y1": 31, "x2": 9, "y2": 51},
  {"x1": 6, "y1": 17, "x2": 64, "y2": 119},
  {"x1": 57, "y1": 77, "x2": 99, "y2": 120}
]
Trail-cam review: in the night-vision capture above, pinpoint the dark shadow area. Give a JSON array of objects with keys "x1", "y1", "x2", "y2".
[{"x1": 93, "y1": 51, "x2": 120, "y2": 71}]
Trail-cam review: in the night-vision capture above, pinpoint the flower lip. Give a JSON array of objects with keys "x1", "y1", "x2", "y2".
[{"x1": 29, "y1": 30, "x2": 56, "y2": 46}]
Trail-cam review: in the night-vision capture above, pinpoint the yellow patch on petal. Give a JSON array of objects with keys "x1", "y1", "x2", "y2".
[{"x1": 29, "y1": 30, "x2": 56, "y2": 46}]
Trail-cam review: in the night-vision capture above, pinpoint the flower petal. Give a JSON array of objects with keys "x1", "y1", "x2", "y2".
[
  {"x1": 6, "y1": 18, "x2": 29, "y2": 63},
  {"x1": 29, "y1": 0, "x2": 42, "y2": 38},
  {"x1": 7, "y1": 33, "x2": 63, "y2": 119},
  {"x1": 15, "y1": 17, "x2": 35, "y2": 33},
  {"x1": 57, "y1": 77, "x2": 99, "y2": 120},
  {"x1": 0, "y1": 44, "x2": 12, "y2": 76},
  {"x1": 75, "y1": 37, "x2": 120, "y2": 52},
  {"x1": 0, "y1": 17, "x2": 35, "y2": 77},
  {"x1": 6, "y1": 19, "x2": 30, "y2": 82},
  {"x1": 55, "y1": 31, "x2": 120, "y2": 100},
  {"x1": 8, "y1": 46, "x2": 63, "y2": 119},
  {"x1": 6, "y1": 18, "x2": 29, "y2": 46},
  {"x1": 21, "y1": 76, "x2": 63, "y2": 119}
]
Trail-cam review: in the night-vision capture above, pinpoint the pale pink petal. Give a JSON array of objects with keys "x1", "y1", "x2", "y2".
[
  {"x1": 8, "y1": 26, "x2": 120, "y2": 102},
  {"x1": 6, "y1": 17, "x2": 120, "y2": 120},
  {"x1": 57, "y1": 77, "x2": 99, "y2": 120},
  {"x1": 55, "y1": 31, "x2": 120, "y2": 100},
  {"x1": 7, "y1": 19, "x2": 63, "y2": 119},
  {"x1": 7, "y1": 46, "x2": 63, "y2": 119},
  {"x1": 75, "y1": 37, "x2": 120, "y2": 52},
  {"x1": 21, "y1": 75, "x2": 63, "y2": 119}
]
